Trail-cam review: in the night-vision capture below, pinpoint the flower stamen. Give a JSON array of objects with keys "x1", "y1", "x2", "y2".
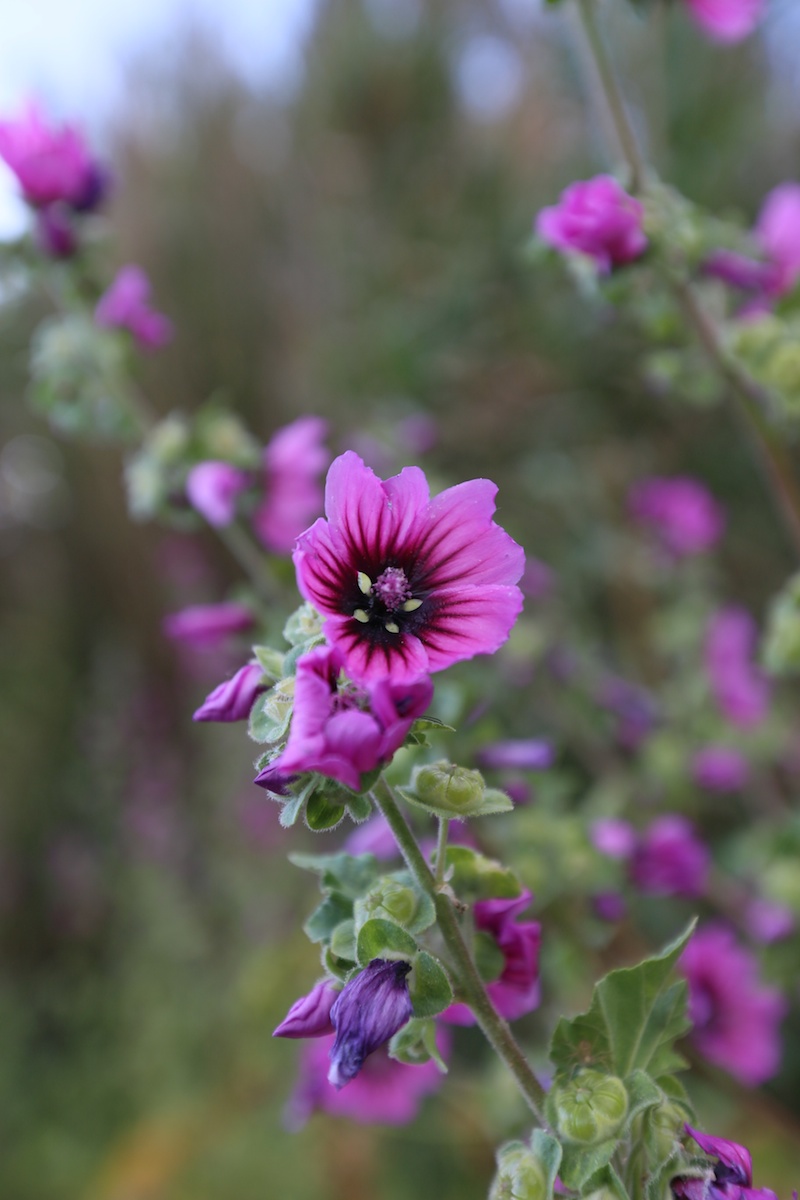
[
  {"x1": 353, "y1": 608, "x2": 370, "y2": 623},
  {"x1": 385, "y1": 621, "x2": 400, "y2": 634},
  {"x1": 357, "y1": 572, "x2": 373, "y2": 595}
]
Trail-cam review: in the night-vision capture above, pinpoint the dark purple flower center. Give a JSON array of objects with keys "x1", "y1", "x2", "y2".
[
  {"x1": 374, "y1": 567, "x2": 412, "y2": 609},
  {"x1": 350, "y1": 564, "x2": 427, "y2": 643}
]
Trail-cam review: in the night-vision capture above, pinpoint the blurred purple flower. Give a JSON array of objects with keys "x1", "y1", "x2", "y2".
[
  {"x1": 593, "y1": 892, "x2": 627, "y2": 923},
  {"x1": 252, "y1": 416, "x2": 329, "y2": 554},
  {"x1": 682, "y1": 0, "x2": 766, "y2": 44},
  {"x1": 536, "y1": 175, "x2": 647, "y2": 273},
  {"x1": 745, "y1": 898, "x2": 795, "y2": 944},
  {"x1": 477, "y1": 739, "x2": 554, "y2": 772},
  {"x1": 344, "y1": 814, "x2": 399, "y2": 860},
  {"x1": 162, "y1": 601, "x2": 255, "y2": 647},
  {"x1": 629, "y1": 476, "x2": 725, "y2": 558},
  {"x1": 255, "y1": 643, "x2": 432, "y2": 793},
  {"x1": 705, "y1": 607, "x2": 770, "y2": 728},
  {"x1": 521, "y1": 556, "x2": 554, "y2": 601},
  {"x1": 186, "y1": 461, "x2": 251, "y2": 528},
  {"x1": 591, "y1": 817, "x2": 637, "y2": 860},
  {"x1": 397, "y1": 413, "x2": 438, "y2": 455},
  {"x1": 193, "y1": 662, "x2": 267, "y2": 722},
  {"x1": 679, "y1": 924, "x2": 785, "y2": 1085},
  {"x1": 274, "y1": 980, "x2": 339, "y2": 1039},
  {"x1": 286, "y1": 1031, "x2": 447, "y2": 1128},
  {"x1": 35, "y1": 204, "x2": 77, "y2": 259},
  {"x1": 706, "y1": 183, "x2": 800, "y2": 311},
  {"x1": 691, "y1": 745, "x2": 750, "y2": 793},
  {"x1": 673, "y1": 1124, "x2": 778, "y2": 1200},
  {"x1": 443, "y1": 890, "x2": 540, "y2": 1025},
  {"x1": 95, "y1": 265, "x2": 173, "y2": 351},
  {"x1": 328, "y1": 959, "x2": 413, "y2": 1088},
  {"x1": 630, "y1": 815, "x2": 709, "y2": 899},
  {"x1": 598, "y1": 676, "x2": 660, "y2": 751},
  {"x1": 0, "y1": 102, "x2": 104, "y2": 210}
]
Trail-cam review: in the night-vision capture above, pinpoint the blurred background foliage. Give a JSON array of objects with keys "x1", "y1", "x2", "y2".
[{"x1": 1, "y1": 0, "x2": 800, "y2": 1197}]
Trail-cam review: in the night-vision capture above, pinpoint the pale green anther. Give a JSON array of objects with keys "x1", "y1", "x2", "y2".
[
  {"x1": 357, "y1": 571, "x2": 372, "y2": 595},
  {"x1": 385, "y1": 621, "x2": 400, "y2": 634},
  {"x1": 353, "y1": 608, "x2": 370, "y2": 623},
  {"x1": 402, "y1": 598, "x2": 422, "y2": 612}
]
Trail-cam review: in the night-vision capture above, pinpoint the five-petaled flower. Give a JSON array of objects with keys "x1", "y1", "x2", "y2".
[{"x1": 293, "y1": 451, "x2": 524, "y2": 684}]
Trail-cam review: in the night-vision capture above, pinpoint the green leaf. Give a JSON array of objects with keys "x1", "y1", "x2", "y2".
[
  {"x1": 304, "y1": 892, "x2": 353, "y2": 943},
  {"x1": 529, "y1": 1130, "x2": 562, "y2": 1196},
  {"x1": 443, "y1": 846, "x2": 523, "y2": 902},
  {"x1": 624, "y1": 1069, "x2": 663, "y2": 1126},
  {"x1": 549, "y1": 921, "x2": 696, "y2": 1080},
  {"x1": 388, "y1": 1017, "x2": 448, "y2": 1071},
  {"x1": 289, "y1": 851, "x2": 379, "y2": 899},
  {"x1": 356, "y1": 918, "x2": 418, "y2": 967},
  {"x1": 409, "y1": 951, "x2": 453, "y2": 1018},
  {"x1": 582, "y1": 1164, "x2": 629, "y2": 1200},
  {"x1": 558, "y1": 1140, "x2": 616, "y2": 1192},
  {"x1": 252, "y1": 645, "x2": 285, "y2": 680},
  {"x1": 346, "y1": 792, "x2": 373, "y2": 822},
  {"x1": 305, "y1": 790, "x2": 345, "y2": 832},
  {"x1": 329, "y1": 919, "x2": 357, "y2": 961}
]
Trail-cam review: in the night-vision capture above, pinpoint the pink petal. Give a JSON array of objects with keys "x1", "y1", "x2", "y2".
[
  {"x1": 421, "y1": 585, "x2": 524, "y2": 672},
  {"x1": 323, "y1": 616, "x2": 431, "y2": 684},
  {"x1": 417, "y1": 478, "x2": 525, "y2": 589}
]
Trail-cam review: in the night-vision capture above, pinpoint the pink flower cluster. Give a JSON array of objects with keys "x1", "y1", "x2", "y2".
[
  {"x1": 95, "y1": 266, "x2": 173, "y2": 351},
  {"x1": 706, "y1": 183, "x2": 800, "y2": 312},
  {"x1": 592, "y1": 815, "x2": 709, "y2": 900},
  {"x1": 536, "y1": 176, "x2": 647, "y2": 273},
  {"x1": 629, "y1": 476, "x2": 725, "y2": 558},
  {"x1": 705, "y1": 607, "x2": 770, "y2": 728}
]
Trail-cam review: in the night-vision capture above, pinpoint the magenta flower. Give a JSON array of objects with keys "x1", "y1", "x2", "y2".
[
  {"x1": 477, "y1": 739, "x2": 554, "y2": 772},
  {"x1": 186, "y1": 461, "x2": 251, "y2": 528},
  {"x1": 536, "y1": 176, "x2": 647, "y2": 273},
  {"x1": 706, "y1": 183, "x2": 800, "y2": 311},
  {"x1": 293, "y1": 452, "x2": 524, "y2": 684},
  {"x1": 590, "y1": 817, "x2": 637, "y2": 860},
  {"x1": 35, "y1": 205, "x2": 77, "y2": 259},
  {"x1": 679, "y1": 924, "x2": 785, "y2": 1086},
  {"x1": 344, "y1": 814, "x2": 399, "y2": 860},
  {"x1": 252, "y1": 417, "x2": 329, "y2": 554},
  {"x1": 443, "y1": 890, "x2": 540, "y2": 1025},
  {"x1": 629, "y1": 476, "x2": 725, "y2": 558},
  {"x1": 682, "y1": 0, "x2": 766, "y2": 44},
  {"x1": 162, "y1": 601, "x2": 255, "y2": 647},
  {"x1": 597, "y1": 676, "x2": 660, "y2": 751},
  {"x1": 0, "y1": 102, "x2": 105, "y2": 210},
  {"x1": 95, "y1": 266, "x2": 173, "y2": 351},
  {"x1": 193, "y1": 663, "x2": 267, "y2": 722},
  {"x1": 286, "y1": 1032, "x2": 447, "y2": 1128},
  {"x1": 745, "y1": 898, "x2": 795, "y2": 944},
  {"x1": 255, "y1": 643, "x2": 433, "y2": 793},
  {"x1": 705, "y1": 607, "x2": 770, "y2": 728},
  {"x1": 691, "y1": 745, "x2": 750, "y2": 793},
  {"x1": 673, "y1": 1125, "x2": 779, "y2": 1200},
  {"x1": 328, "y1": 959, "x2": 414, "y2": 1089},
  {"x1": 630, "y1": 815, "x2": 709, "y2": 899},
  {"x1": 592, "y1": 892, "x2": 627, "y2": 923},
  {"x1": 273, "y1": 980, "x2": 339, "y2": 1039}
]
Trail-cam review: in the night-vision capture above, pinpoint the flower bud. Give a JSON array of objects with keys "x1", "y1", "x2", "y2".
[
  {"x1": 193, "y1": 663, "x2": 267, "y2": 722},
  {"x1": 328, "y1": 958, "x2": 413, "y2": 1089},
  {"x1": 273, "y1": 979, "x2": 338, "y2": 1039},
  {"x1": 283, "y1": 603, "x2": 324, "y2": 648},
  {"x1": 260, "y1": 676, "x2": 296, "y2": 739},
  {"x1": 413, "y1": 761, "x2": 487, "y2": 816},
  {"x1": 551, "y1": 1070, "x2": 628, "y2": 1145},
  {"x1": 490, "y1": 1143, "x2": 547, "y2": 1200},
  {"x1": 355, "y1": 880, "x2": 419, "y2": 930}
]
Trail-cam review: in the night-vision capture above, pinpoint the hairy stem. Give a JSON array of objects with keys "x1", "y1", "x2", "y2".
[
  {"x1": 369, "y1": 777, "x2": 547, "y2": 1122},
  {"x1": 434, "y1": 818, "x2": 450, "y2": 887}
]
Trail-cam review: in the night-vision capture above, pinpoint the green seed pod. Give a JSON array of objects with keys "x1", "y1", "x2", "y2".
[
  {"x1": 490, "y1": 1143, "x2": 548, "y2": 1200},
  {"x1": 413, "y1": 761, "x2": 487, "y2": 815},
  {"x1": 551, "y1": 1070, "x2": 628, "y2": 1146},
  {"x1": 355, "y1": 880, "x2": 419, "y2": 930}
]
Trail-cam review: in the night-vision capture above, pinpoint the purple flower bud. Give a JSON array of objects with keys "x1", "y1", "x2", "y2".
[
  {"x1": 193, "y1": 663, "x2": 267, "y2": 722},
  {"x1": 630, "y1": 815, "x2": 709, "y2": 899},
  {"x1": 328, "y1": 958, "x2": 413, "y2": 1089},
  {"x1": 476, "y1": 739, "x2": 554, "y2": 771},
  {"x1": 590, "y1": 817, "x2": 637, "y2": 860},
  {"x1": 186, "y1": 461, "x2": 251, "y2": 527},
  {"x1": 95, "y1": 265, "x2": 173, "y2": 352},
  {"x1": 273, "y1": 980, "x2": 339, "y2": 1039},
  {"x1": 162, "y1": 601, "x2": 255, "y2": 647},
  {"x1": 629, "y1": 476, "x2": 725, "y2": 559},
  {"x1": 0, "y1": 102, "x2": 104, "y2": 209},
  {"x1": 691, "y1": 745, "x2": 750, "y2": 793},
  {"x1": 536, "y1": 175, "x2": 647, "y2": 273}
]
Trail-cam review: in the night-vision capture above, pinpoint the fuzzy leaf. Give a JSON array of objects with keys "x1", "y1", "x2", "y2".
[
  {"x1": 304, "y1": 893, "x2": 353, "y2": 943},
  {"x1": 305, "y1": 791, "x2": 345, "y2": 831},
  {"x1": 409, "y1": 951, "x2": 453, "y2": 1018},
  {"x1": 356, "y1": 918, "x2": 418, "y2": 966},
  {"x1": 289, "y1": 851, "x2": 379, "y2": 899},
  {"x1": 443, "y1": 846, "x2": 523, "y2": 902}
]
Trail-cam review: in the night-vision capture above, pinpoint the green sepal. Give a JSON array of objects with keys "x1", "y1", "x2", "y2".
[
  {"x1": 289, "y1": 851, "x2": 379, "y2": 899},
  {"x1": 249, "y1": 676, "x2": 295, "y2": 743},
  {"x1": 549, "y1": 920, "x2": 696, "y2": 1079},
  {"x1": 557, "y1": 1140, "x2": 617, "y2": 1192},
  {"x1": 252, "y1": 645, "x2": 285, "y2": 681},
  {"x1": 283, "y1": 602, "x2": 323, "y2": 647},
  {"x1": 442, "y1": 846, "x2": 523, "y2": 902},
  {"x1": 355, "y1": 918, "x2": 418, "y2": 967},
  {"x1": 304, "y1": 892, "x2": 353, "y2": 943},
  {"x1": 530, "y1": 1131, "x2": 562, "y2": 1197},
  {"x1": 408, "y1": 951, "x2": 453, "y2": 1018},
  {"x1": 305, "y1": 790, "x2": 346, "y2": 832},
  {"x1": 399, "y1": 762, "x2": 514, "y2": 819},
  {"x1": 581, "y1": 1164, "x2": 629, "y2": 1200},
  {"x1": 353, "y1": 874, "x2": 435, "y2": 936},
  {"x1": 322, "y1": 944, "x2": 357, "y2": 981},
  {"x1": 329, "y1": 919, "x2": 357, "y2": 961},
  {"x1": 346, "y1": 791, "x2": 373, "y2": 821},
  {"x1": 388, "y1": 1017, "x2": 448, "y2": 1071}
]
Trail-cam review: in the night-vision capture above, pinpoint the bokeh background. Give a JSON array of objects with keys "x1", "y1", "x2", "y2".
[{"x1": 2, "y1": 1, "x2": 800, "y2": 1197}]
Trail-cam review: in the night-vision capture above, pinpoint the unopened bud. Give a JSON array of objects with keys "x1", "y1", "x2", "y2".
[
  {"x1": 414, "y1": 762, "x2": 486, "y2": 815},
  {"x1": 261, "y1": 676, "x2": 296, "y2": 739},
  {"x1": 490, "y1": 1143, "x2": 547, "y2": 1200},
  {"x1": 551, "y1": 1070, "x2": 628, "y2": 1145},
  {"x1": 355, "y1": 879, "x2": 419, "y2": 930}
]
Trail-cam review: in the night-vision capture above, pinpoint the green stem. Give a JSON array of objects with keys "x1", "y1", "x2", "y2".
[
  {"x1": 575, "y1": 0, "x2": 647, "y2": 192},
  {"x1": 369, "y1": 777, "x2": 548, "y2": 1122},
  {"x1": 434, "y1": 818, "x2": 450, "y2": 887}
]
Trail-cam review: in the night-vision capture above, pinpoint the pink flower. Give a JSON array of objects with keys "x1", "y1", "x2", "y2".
[
  {"x1": 706, "y1": 183, "x2": 800, "y2": 310},
  {"x1": 679, "y1": 924, "x2": 785, "y2": 1086},
  {"x1": 252, "y1": 417, "x2": 329, "y2": 554},
  {"x1": 343, "y1": 814, "x2": 399, "y2": 859},
  {"x1": 629, "y1": 476, "x2": 725, "y2": 557},
  {"x1": 682, "y1": 0, "x2": 766, "y2": 44},
  {"x1": 705, "y1": 607, "x2": 770, "y2": 728},
  {"x1": 691, "y1": 745, "x2": 750, "y2": 793},
  {"x1": 273, "y1": 980, "x2": 339, "y2": 1039},
  {"x1": 294, "y1": 451, "x2": 524, "y2": 683},
  {"x1": 255, "y1": 643, "x2": 433, "y2": 793},
  {"x1": 477, "y1": 739, "x2": 554, "y2": 771},
  {"x1": 673, "y1": 1125, "x2": 779, "y2": 1200},
  {"x1": 186, "y1": 462, "x2": 251, "y2": 528},
  {"x1": 590, "y1": 817, "x2": 637, "y2": 860},
  {"x1": 630, "y1": 815, "x2": 709, "y2": 899},
  {"x1": 286, "y1": 1031, "x2": 448, "y2": 1128},
  {"x1": 443, "y1": 890, "x2": 540, "y2": 1025},
  {"x1": 536, "y1": 176, "x2": 647, "y2": 273},
  {"x1": 162, "y1": 601, "x2": 255, "y2": 647},
  {"x1": 95, "y1": 266, "x2": 173, "y2": 351},
  {"x1": 0, "y1": 102, "x2": 105, "y2": 210},
  {"x1": 745, "y1": 898, "x2": 794, "y2": 944},
  {"x1": 193, "y1": 662, "x2": 267, "y2": 722}
]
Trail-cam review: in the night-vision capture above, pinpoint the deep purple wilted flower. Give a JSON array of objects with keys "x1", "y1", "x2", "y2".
[
  {"x1": 328, "y1": 958, "x2": 414, "y2": 1089},
  {"x1": 705, "y1": 607, "x2": 770, "y2": 728},
  {"x1": 629, "y1": 476, "x2": 725, "y2": 558},
  {"x1": 273, "y1": 980, "x2": 339, "y2": 1039},
  {"x1": 255, "y1": 643, "x2": 433, "y2": 793},
  {"x1": 679, "y1": 924, "x2": 785, "y2": 1085},
  {"x1": 253, "y1": 416, "x2": 329, "y2": 554},
  {"x1": 0, "y1": 102, "x2": 105, "y2": 210},
  {"x1": 286, "y1": 1032, "x2": 447, "y2": 1128},
  {"x1": 682, "y1": 0, "x2": 766, "y2": 45},
  {"x1": 193, "y1": 662, "x2": 267, "y2": 722},
  {"x1": 672, "y1": 1124, "x2": 778, "y2": 1200},
  {"x1": 95, "y1": 266, "x2": 173, "y2": 351},
  {"x1": 691, "y1": 745, "x2": 750, "y2": 793},
  {"x1": 162, "y1": 601, "x2": 255, "y2": 647},
  {"x1": 443, "y1": 890, "x2": 541, "y2": 1025},
  {"x1": 630, "y1": 815, "x2": 709, "y2": 899},
  {"x1": 536, "y1": 176, "x2": 647, "y2": 273},
  {"x1": 293, "y1": 452, "x2": 524, "y2": 684}
]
